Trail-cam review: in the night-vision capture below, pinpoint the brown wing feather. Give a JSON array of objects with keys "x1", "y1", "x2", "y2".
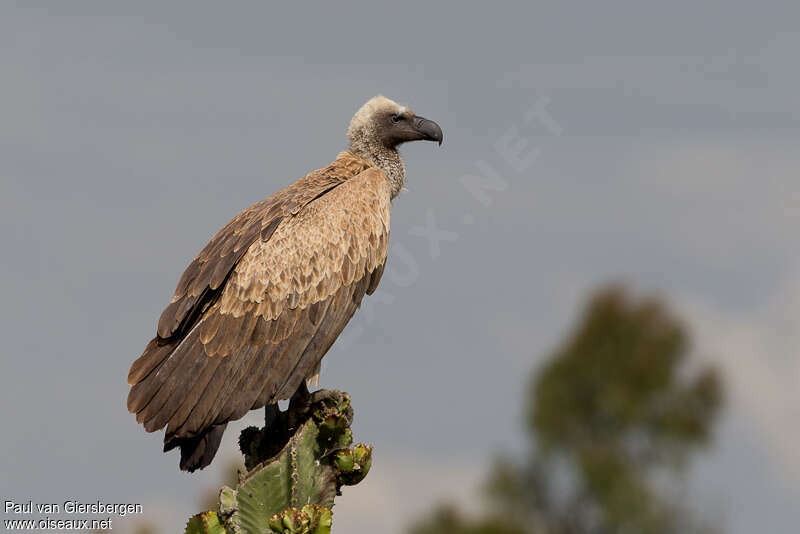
[{"x1": 128, "y1": 161, "x2": 391, "y2": 451}]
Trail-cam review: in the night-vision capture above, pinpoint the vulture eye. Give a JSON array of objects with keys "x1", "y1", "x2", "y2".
[{"x1": 391, "y1": 114, "x2": 401, "y2": 123}]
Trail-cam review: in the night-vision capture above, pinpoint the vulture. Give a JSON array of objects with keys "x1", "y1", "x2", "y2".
[{"x1": 126, "y1": 95, "x2": 443, "y2": 472}]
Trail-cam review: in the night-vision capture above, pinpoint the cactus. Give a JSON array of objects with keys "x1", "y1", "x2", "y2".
[
  {"x1": 185, "y1": 390, "x2": 372, "y2": 534},
  {"x1": 186, "y1": 512, "x2": 227, "y2": 534}
]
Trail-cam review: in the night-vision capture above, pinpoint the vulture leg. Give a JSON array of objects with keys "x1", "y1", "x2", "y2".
[
  {"x1": 264, "y1": 403, "x2": 280, "y2": 432},
  {"x1": 287, "y1": 380, "x2": 312, "y2": 433}
]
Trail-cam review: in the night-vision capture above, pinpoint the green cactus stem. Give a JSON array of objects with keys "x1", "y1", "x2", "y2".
[
  {"x1": 185, "y1": 390, "x2": 372, "y2": 534},
  {"x1": 185, "y1": 511, "x2": 227, "y2": 534}
]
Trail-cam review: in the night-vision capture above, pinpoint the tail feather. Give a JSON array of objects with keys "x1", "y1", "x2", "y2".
[{"x1": 164, "y1": 423, "x2": 228, "y2": 472}]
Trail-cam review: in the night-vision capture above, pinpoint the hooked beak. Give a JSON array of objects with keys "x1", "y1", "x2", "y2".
[{"x1": 412, "y1": 115, "x2": 443, "y2": 146}]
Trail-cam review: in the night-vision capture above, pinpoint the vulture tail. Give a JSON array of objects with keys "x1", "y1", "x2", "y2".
[{"x1": 164, "y1": 423, "x2": 228, "y2": 472}]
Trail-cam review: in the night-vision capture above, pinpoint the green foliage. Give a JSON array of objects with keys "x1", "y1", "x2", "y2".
[
  {"x1": 531, "y1": 288, "x2": 721, "y2": 460},
  {"x1": 186, "y1": 390, "x2": 372, "y2": 534},
  {"x1": 411, "y1": 286, "x2": 724, "y2": 534}
]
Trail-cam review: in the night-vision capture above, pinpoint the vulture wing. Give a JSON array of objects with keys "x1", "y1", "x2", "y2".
[{"x1": 126, "y1": 154, "x2": 390, "y2": 470}]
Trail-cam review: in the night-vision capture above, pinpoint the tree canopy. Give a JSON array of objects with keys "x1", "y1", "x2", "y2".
[{"x1": 411, "y1": 286, "x2": 723, "y2": 534}]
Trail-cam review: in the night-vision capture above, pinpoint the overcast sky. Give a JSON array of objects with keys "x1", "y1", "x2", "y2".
[{"x1": 2, "y1": 2, "x2": 799, "y2": 533}]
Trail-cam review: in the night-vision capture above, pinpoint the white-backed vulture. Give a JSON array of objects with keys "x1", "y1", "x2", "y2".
[{"x1": 126, "y1": 95, "x2": 443, "y2": 471}]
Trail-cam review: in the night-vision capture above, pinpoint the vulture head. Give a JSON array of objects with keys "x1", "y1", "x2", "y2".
[
  {"x1": 348, "y1": 95, "x2": 443, "y2": 152},
  {"x1": 347, "y1": 95, "x2": 442, "y2": 198}
]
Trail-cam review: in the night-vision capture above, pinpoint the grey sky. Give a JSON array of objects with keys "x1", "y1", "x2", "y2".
[{"x1": 2, "y1": 2, "x2": 799, "y2": 533}]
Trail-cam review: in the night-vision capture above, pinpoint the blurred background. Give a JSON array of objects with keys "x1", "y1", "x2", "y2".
[{"x1": 1, "y1": 2, "x2": 798, "y2": 533}]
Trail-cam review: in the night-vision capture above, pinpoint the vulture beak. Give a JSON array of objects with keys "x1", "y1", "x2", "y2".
[{"x1": 412, "y1": 116, "x2": 444, "y2": 146}]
